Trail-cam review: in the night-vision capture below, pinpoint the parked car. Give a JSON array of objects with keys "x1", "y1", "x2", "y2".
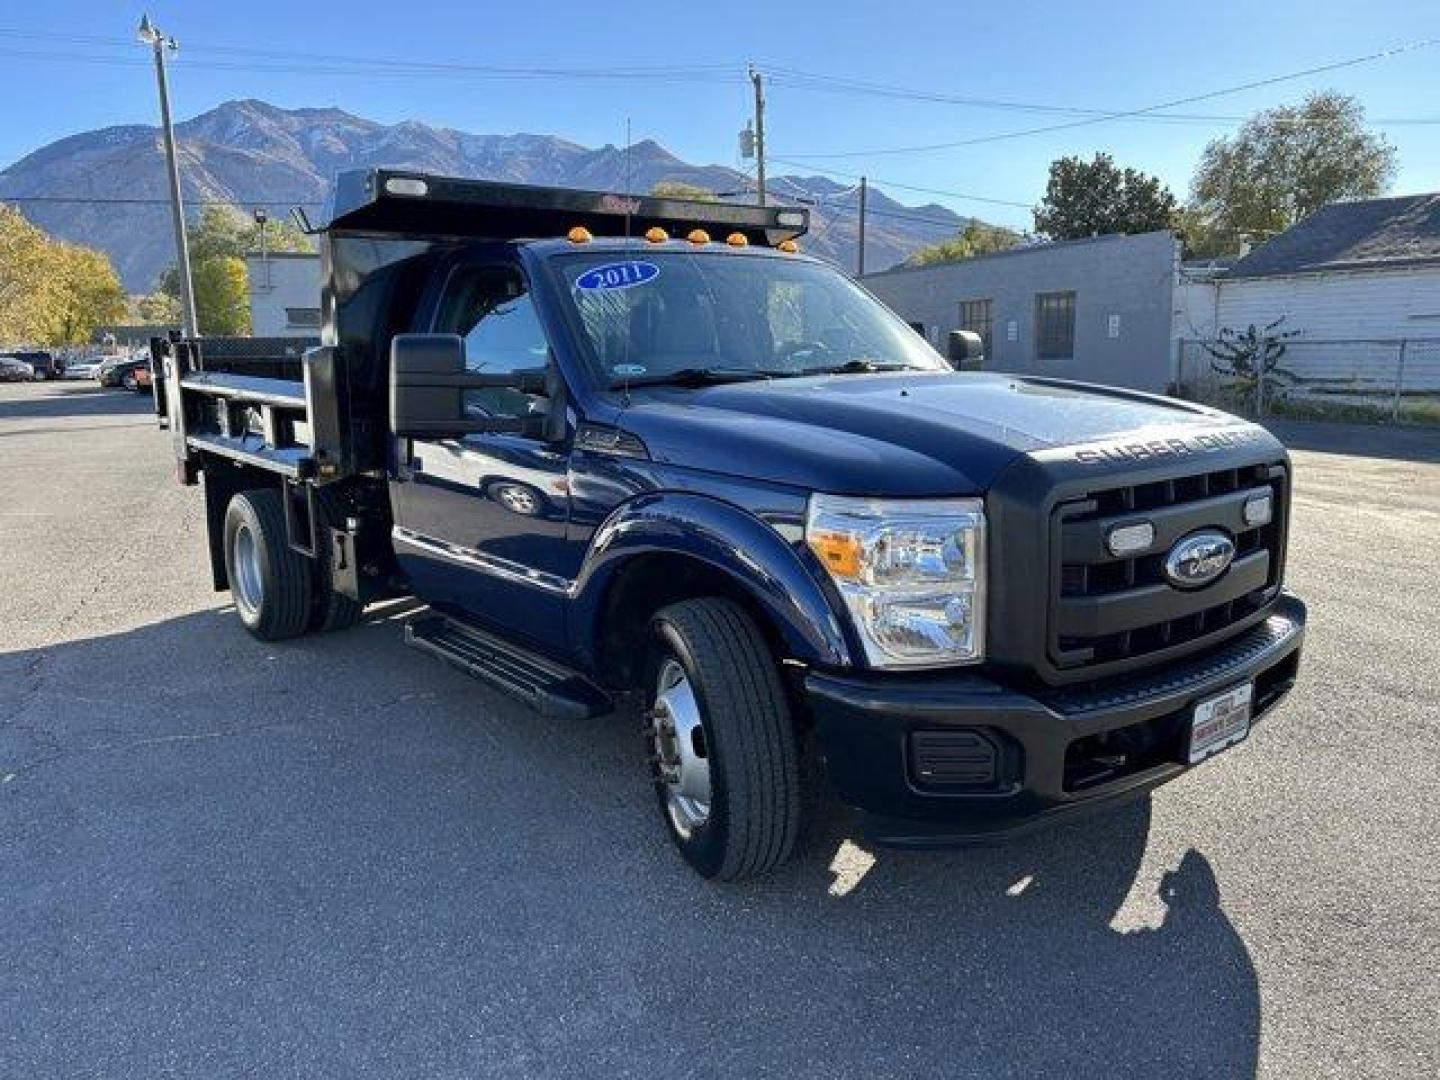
[
  {"x1": 98, "y1": 355, "x2": 150, "y2": 390},
  {"x1": 64, "y1": 357, "x2": 103, "y2": 379},
  {"x1": 11, "y1": 350, "x2": 60, "y2": 380},
  {"x1": 0, "y1": 356, "x2": 34, "y2": 382},
  {"x1": 132, "y1": 364, "x2": 154, "y2": 393}
]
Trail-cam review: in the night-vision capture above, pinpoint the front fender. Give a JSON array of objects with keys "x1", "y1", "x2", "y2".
[{"x1": 570, "y1": 491, "x2": 851, "y2": 670}]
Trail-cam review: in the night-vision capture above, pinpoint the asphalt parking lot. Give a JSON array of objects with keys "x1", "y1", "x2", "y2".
[{"x1": 2, "y1": 380, "x2": 1437, "y2": 1079}]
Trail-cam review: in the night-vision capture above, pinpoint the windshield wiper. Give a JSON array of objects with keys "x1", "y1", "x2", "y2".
[
  {"x1": 608, "y1": 367, "x2": 774, "y2": 389},
  {"x1": 792, "y1": 359, "x2": 923, "y2": 377}
]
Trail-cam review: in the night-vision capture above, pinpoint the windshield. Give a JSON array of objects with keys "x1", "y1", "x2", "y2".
[{"x1": 553, "y1": 251, "x2": 946, "y2": 387}]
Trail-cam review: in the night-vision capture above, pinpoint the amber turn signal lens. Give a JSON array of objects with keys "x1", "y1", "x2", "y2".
[
  {"x1": 567, "y1": 226, "x2": 593, "y2": 243},
  {"x1": 644, "y1": 226, "x2": 668, "y2": 243},
  {"x1": 807, "y1": 531, "x2": 862, "y2": 579}
]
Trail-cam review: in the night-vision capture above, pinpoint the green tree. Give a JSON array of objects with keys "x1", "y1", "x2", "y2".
[
  {"x1": 184, "y1": 205, "x2": 312, "y2": 262},
  {"x1": 1188, "y1": 91, "x2": 1396, "y2": 252},
  {"x1": 650, "y1": 181, "x2": 718, "y2": 201},
  {"x1": 132, "y1": 291, "x2": 181, "y2": 326},
  {"x1": 158, "y1": 206, "x2": 311, "y2": 333},
  {"x1": 907, "y1": 221, "x2": 1023, "y2": 266},
  {"x1": 1033, "y1": 153, "x2": 1178, "y2": 240},
  {"x1": 189, "y1": 256, "x2": 250, "y2": 335},
  {"x1": 1172, "y1": 205, "x2": 1232, "y2": 260}
]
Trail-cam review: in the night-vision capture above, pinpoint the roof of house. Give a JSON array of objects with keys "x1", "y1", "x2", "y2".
[{"x1": 1226, "y1": 192, "x2": 1440, "y2": 279}]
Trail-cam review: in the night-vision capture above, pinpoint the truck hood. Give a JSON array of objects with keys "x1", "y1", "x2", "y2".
[{"x1": 614, "y1": 371, "x2": 1251, "y2": 495}]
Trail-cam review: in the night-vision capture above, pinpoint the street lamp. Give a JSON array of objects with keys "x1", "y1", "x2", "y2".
[
  {"x1": 138, "y1": 14, "x2": 198, "y2": 337},
  {"x1": 253, "y1": 208, "x2": 270, "y2": 291}
]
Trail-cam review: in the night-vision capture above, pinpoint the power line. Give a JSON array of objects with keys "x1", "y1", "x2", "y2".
[
  {"x1": 0, "y1": 29, "x2": 743, "y2": 82},
  {"x1": 1, "y1": 195, "x2": 325, "y2": 206},
  {"x1": 765, "y1": 65, "x2": 1440, "y2": 127},
  {"x1": 819, "y1": 200, "x2": 973, "y2": 233},
  {"x1": 769, "y1": 159, "x2": 1033, "y2": 209},
  {"x1": 777, "y1": 36, "x2": 1440, "y2": 159}
]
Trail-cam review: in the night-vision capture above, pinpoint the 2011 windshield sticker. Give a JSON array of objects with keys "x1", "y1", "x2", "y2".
[{"x1": 575, "y1": 261, "x2": 660, "y2": 291}]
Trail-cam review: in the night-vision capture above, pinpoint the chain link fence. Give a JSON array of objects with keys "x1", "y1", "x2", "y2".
[{"x1": 1174, "y1": 337, "x2": 1440, "y2": 426}]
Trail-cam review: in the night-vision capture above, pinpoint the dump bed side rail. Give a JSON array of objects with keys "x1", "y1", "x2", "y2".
[{"x1": 152, "y1": 336, "x2": 353, "y2": 485}]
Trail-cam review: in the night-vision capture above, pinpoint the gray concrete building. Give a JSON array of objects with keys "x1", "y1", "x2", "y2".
[{"x1": 863, "y1": 230, "x2": 1179, "y2": 392}]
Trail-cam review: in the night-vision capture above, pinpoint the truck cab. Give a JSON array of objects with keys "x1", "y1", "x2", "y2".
[{"x1": 154, "y1": 170, "x2": 1305, "y2": 879}]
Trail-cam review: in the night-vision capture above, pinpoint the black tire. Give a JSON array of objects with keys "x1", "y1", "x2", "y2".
[
  {"x1": 308, "y1": 489, "x2": 364, "y2": 633},
  {"x1": 644, "y1": 598, "x2": 801, "y2": 880},
  {"x1": 223, "y1": 489, "x2": 313, "y2": 641}
]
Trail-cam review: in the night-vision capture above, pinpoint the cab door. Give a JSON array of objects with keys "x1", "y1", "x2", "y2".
[{"x1": 390, "y1": 260, "x2": 576, "y2": 652}]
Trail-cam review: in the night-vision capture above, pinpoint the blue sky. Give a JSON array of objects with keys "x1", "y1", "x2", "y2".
[{"x1": 4, "y1": 1, "x2": 1438, "y2": 230}]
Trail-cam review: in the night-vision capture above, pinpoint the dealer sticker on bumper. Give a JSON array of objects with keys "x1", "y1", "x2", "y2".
[{"x1": 1188, "y1": 682, "x2": 1254, "y2": 765}]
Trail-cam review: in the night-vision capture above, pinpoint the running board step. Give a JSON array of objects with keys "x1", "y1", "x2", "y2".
[{"x1": 404, "y1": 614, "x2": 612, "y2": 721}]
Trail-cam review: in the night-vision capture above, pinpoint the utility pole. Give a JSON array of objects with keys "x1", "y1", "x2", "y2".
[
  {"x1": 138, "y1": 14, "x2": 198, "y2": 337},
  {"x1": 749, "y1": 65, "x2": 766, "y2": 205},
  {"x1": 857, "y1": 176, "x2": 868, "y2": 276}
]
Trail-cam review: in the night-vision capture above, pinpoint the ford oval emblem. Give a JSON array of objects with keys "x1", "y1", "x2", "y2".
[{"x1": 1164, "y1": 530, "x2": 1236, "y2": 589}]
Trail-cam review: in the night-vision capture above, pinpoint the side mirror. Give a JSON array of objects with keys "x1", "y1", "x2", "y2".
[
  {"x1": 947, "y1": 329, "x2": 984, "y2": 370},
  {"x1": 389, "y1": 334, "x2": 545, "y2": 438}
]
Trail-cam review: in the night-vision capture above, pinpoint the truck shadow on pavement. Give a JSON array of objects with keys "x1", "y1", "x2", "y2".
[{"x1": 0, "y1": 605, "x2": 1260, "y2": 1078}]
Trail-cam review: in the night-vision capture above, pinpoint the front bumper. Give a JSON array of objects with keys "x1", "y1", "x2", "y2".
[{"x1": 805, "y1": 593, "x2": 1305, "y2": 846}]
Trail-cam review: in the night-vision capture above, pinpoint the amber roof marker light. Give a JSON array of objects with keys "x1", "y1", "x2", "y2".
[
  {"x1": 687, "y1": 228, "x2": 711, "y2": 245},
  {"x1": 645, "y1": 226, "x2": 669, "y2": 243},
  {"x1": 777, "y1": 239, "x2": 799, "y2": 253},
  {"x1": 567, "y1": 226, "x2": 593, "y2": 244}
]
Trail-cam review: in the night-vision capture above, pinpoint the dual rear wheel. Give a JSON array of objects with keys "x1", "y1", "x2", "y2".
[{"x1": 222, "y1": 488, "x2": 361, "y2": 642}]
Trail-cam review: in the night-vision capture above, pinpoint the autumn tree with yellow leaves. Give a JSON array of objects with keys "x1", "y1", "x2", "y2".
[{"x1": 0, "y1": 206, "x2": 126, "y2": 345}]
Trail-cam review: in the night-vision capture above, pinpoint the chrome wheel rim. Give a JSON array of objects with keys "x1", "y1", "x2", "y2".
[
  {"x1": 650, "y1": 658, "x2": 711, "y2": 837},
  {"x1": 232, "y1": 522, "x2": 263, "y2": 618}
]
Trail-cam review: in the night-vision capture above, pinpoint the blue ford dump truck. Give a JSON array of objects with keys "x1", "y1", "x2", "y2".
[{"x1": 152, "y1": 170, "x2": 1305, "y2": 879}]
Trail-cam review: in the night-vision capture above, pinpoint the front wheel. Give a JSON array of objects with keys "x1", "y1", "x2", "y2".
[{"x1": 644, "y1": 598, "x2": 801, "y2": 880}]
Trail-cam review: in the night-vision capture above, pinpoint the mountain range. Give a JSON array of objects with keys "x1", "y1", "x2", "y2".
[{"x1": 0, "y1": 99, "x2": 973, "y2": 292}]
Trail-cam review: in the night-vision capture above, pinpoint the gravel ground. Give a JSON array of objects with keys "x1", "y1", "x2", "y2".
[{"x1": 1, "y1": 381, "x2": 1437, "y2": 1079}]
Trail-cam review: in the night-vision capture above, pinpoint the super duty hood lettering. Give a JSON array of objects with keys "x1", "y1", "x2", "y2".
[{"x1": 1070, "y1": 427, "x2": 1268, "y2": 466}]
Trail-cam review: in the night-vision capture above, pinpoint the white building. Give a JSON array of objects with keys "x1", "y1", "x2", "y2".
[
  {"x1": 246, "y1": 251, "x2": 322, "y2": 337},
  {"x1": 1175, "y1": 193, "x2": 1440, "y2": 398}
]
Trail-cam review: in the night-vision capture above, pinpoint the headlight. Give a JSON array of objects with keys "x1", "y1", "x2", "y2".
[{"x1": 805, "y1": 495, "x2": 985, "y2": 669}]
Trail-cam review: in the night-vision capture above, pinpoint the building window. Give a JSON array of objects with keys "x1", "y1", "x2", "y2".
[
  {"x1": 1035, "y1": 291, "x2": 1075, "y2": 361},
  {"x1": 959, "y1": 299, "x2": 993, "y2": 357},
  {"x1": 285, "y1": 307, "x2": 321, "y2": 329}
]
